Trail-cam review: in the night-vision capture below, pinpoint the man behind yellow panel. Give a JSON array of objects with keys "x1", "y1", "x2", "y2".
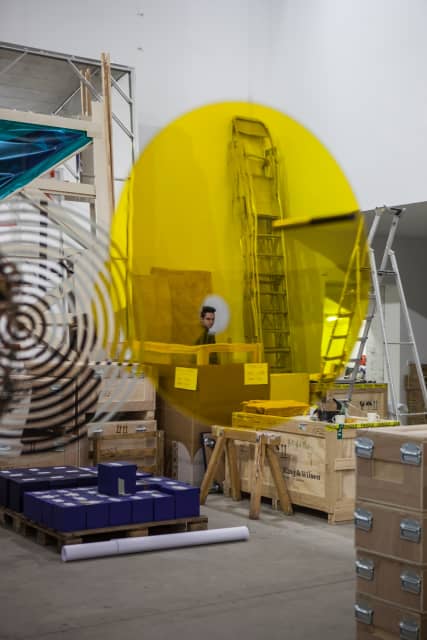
[{"x1": 195, "y1": 305, "x2": 218, "y2": 364}]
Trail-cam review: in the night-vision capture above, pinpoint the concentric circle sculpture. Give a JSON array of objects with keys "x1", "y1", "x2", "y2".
[{"x1": 0, "y1": 196, "x2": 133, "y2": 458}]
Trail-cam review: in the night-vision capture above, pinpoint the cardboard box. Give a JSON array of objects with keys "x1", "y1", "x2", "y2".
[
  {"x1": 241, "y1": 399, "x2": 309, "y2": 417},
  {"x1": 356, "y1": 425, "x2": 427, "y2": 510},
  {"x1": 355, "y1": 549, "x2": 427, "y2": 612},
  {"x1": 355, "y1": 592, "x2": 427, "y2": 639},
  {"x1": 170, "y1": 441, "x2": 205, "y2": 486},
  {"x1": 269, "y1": 373, "x2": 309, "y2": 403},
  {"x1": 355, "y1": 500, "x2": 427, "y2": 564},
  {"x1": 158, "y1": 363, "x2": 270, "y2": 426},
  {"x1": 157, "y1": 397, "x2": 207, "y2": 459}
]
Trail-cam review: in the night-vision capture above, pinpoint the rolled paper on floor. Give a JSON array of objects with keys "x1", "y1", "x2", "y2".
[{"x1": 61, "y1": 526, "x2": 249, "y2": 562}]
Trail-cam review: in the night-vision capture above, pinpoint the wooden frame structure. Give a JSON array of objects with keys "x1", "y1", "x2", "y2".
[
  {"x1": 0, "y1": 97, "x2": 113, "y2": 230},
  {"x1": 142, "y1": 341, "x2": 263, "y2": 366},
  {"x1": 200, "y1": 425, "x2": 293, "y2": 520}
]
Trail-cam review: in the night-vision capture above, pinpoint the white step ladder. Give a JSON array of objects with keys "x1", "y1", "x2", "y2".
[{"x1": 344, "y1": 206, "x2": 427, "y2": 421}]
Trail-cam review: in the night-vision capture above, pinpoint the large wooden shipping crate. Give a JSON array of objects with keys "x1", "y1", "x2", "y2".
[
  {"x1": 229, "y1": 415, "x2": 357, "y2": 523},
  {"x1": 228, "y1": 414, "x2": 398, "y2": 523}
]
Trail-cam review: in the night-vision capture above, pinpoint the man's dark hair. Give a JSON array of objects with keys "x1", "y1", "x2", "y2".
[{"x1": 201, "y1": 305, "x2": 216, "y2": 317}]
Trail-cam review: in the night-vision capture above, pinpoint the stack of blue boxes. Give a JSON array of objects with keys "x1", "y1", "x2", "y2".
[
  {"x1": 1, "y1": 462, "x2": 200, "y2": 533},
  {"x1": 0, "y1": 466, "x2": 98, "y2": 511}
]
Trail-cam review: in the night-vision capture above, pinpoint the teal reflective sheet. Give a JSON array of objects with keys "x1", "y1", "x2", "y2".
[{"x1": 0, "y1": 119, "x2": 91, "y2": 199}]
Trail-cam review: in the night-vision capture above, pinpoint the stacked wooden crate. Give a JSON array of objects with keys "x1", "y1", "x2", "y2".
[
  {"x1": 88, "y1": 373, "x2": 163, "y2": 474},
  {"x1": 355, "y1": 425, "x2": 427, "y2": 638},
  {"x1": 404, "y1": 364, "x2": 427, "y2": 425}
]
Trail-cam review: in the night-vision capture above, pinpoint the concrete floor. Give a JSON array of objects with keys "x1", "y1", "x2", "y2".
[{"x1": 0, "y1": 496, "x2": 356, "y2": 640}]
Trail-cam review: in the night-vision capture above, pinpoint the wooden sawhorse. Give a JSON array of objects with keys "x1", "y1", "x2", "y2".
[{"x1": 200, "y1": 426, "x2": 293, "y2": 519}]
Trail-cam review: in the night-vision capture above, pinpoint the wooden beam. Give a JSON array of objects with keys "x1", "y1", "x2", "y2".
[
  {"x1": 226, "y1": 439, "x2": 242, "y2": 501},
  {"x1": 0, "y1": 106, "x2": 101, "y2": 137},
  {"x1": 31, "y1": 178, "x2": 95, "y2": 200},
  {"x1": 92, "y1": 100, "x2": 114, "y2": 229},
  {"x1": 101, "y1": 52, "x2": 115, "y2": 211},
  {"x1": 200, "y1": 433, "x2": 226, "y2": 504},
  {"x1": 249, "y1": 436, "x2": 265, "y2": 519},
  {"x1": 265, "y1": 445, "x2": 293, "y2": 515}
]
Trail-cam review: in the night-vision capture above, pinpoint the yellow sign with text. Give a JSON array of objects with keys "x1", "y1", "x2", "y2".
[
  {"x1": 244, "y1": 363, "x2": 269, "y2": 385},
  {"x1": 174, "y1": 367, "x2": 198, "y2": 391}
]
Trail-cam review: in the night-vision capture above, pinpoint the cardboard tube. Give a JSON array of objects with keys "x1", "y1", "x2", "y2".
[{"x1": 61, "y1": 526, "x2": 249, "y2": 562}]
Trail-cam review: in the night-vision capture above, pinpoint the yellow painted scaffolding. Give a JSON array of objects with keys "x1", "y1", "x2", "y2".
[{"x1": 231, "y1": 116, "x2": 292, "y2": 372}]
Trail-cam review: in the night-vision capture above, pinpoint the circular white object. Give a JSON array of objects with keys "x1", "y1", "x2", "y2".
[{"x1": 201, "y1": 294, "x2": 230, "y2": 335}]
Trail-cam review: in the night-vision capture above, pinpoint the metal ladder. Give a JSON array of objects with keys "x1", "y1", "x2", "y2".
[
  {"x1": 231, "y1": 116, "x2": 292, "y2": 372},
  {"x1": 345, "y1": 206, "x2": 427, "y2": 421},
  {"x1": 317, "y1": 215, "x2": 369, "y2": 394}
]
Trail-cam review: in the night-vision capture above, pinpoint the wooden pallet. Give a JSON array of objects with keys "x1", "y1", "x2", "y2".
[{"x1": 0, "y1": 506, "x2": 208, "y2": 552}]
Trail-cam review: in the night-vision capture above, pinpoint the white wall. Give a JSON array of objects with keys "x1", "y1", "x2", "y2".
[
  {"x1": 3, "y1": 0, "x2": 427, "y2": 210},
  {"x1": 262, "y1": 0, "x2": 427, "y2": 210},
  {"x1": 1, "y1": 0, "x2": 257, "y2": 155}
]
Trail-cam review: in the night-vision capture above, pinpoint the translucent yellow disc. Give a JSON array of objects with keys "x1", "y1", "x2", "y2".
[{"x1": 111, "y1": 102, "x2": 370, "y2": 423}]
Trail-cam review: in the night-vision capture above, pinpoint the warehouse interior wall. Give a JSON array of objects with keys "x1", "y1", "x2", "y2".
[
  {"x1": 2, "y1": 0, "x2": 427, "y2": 212},
  {"x1": 261, "y1": 0, "x2": 427, "y2": 211}
]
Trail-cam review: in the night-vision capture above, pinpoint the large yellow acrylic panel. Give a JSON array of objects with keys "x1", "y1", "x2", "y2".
[{"x1": 112, "y1": 102, "x2": 369, "y2": 421}]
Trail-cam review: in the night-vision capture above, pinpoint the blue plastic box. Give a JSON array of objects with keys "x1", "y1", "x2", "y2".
[
  {"x1": 148, "y1": 491, "x2": 175, "y2": 521},
  {"x1": 159, "y1": 481, "x2": 200, "y2": 518},
  {"x1": 8, "y1": 475, "x2": 51, "y2": 512},
  {"x1": 23, "y1": 491, "x2": 55, "y2": 522},
  {"x1": 106, "y1": 496, "x2": 133, "y2": 525},
  {"x1": 51, "y1": 500, "x2": 86, "y2": 532},
  {"x1": 98, "y1": 462, "x2": 137, "y2": 496},
  {"x1": 129, "y1": 494, "x2": 154, "y2": 524},
  {"x1": 0, "y1": 469, "x2": 27, "y2": 507},
  {"x1": 85, "y1": 500, "x2": 109, "y2": 529}
]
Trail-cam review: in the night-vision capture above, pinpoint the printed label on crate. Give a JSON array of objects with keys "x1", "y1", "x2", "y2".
[
  {"x1": 244, "y1": 363, "x2": 269, "y2": 385},
  {"x1": 278, "y1": 435, "x2": 326, "y2": 497},
  {"x1": 174, "y1": 367, "x2": 198, "y2": 391}
]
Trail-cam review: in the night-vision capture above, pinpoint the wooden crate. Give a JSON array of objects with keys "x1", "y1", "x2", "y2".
[
  {"x1": 95, "y1": 376, "x2": 156, "y2": 413},
  {"x1": 0, "y1": 434, "x2": 90, "y2": 470},
  {"x1": 404, "y1": 384, "x2": 427, "y2": 425},
  {"x1": 88, "y1": 419, "x2": 157, "y2": 437},
  {"x1": 92, "y1": 430, "x2": 164, "y2": 475},
  {"x1": 228, "y1": 414, "x2": 399, "y2": 523},
  {"x1": 323, "y1": 383, "x2": 388, "y2": 418},
  {"x1": 407, "y1": 362, "x2": 427, "y2": 387}
]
